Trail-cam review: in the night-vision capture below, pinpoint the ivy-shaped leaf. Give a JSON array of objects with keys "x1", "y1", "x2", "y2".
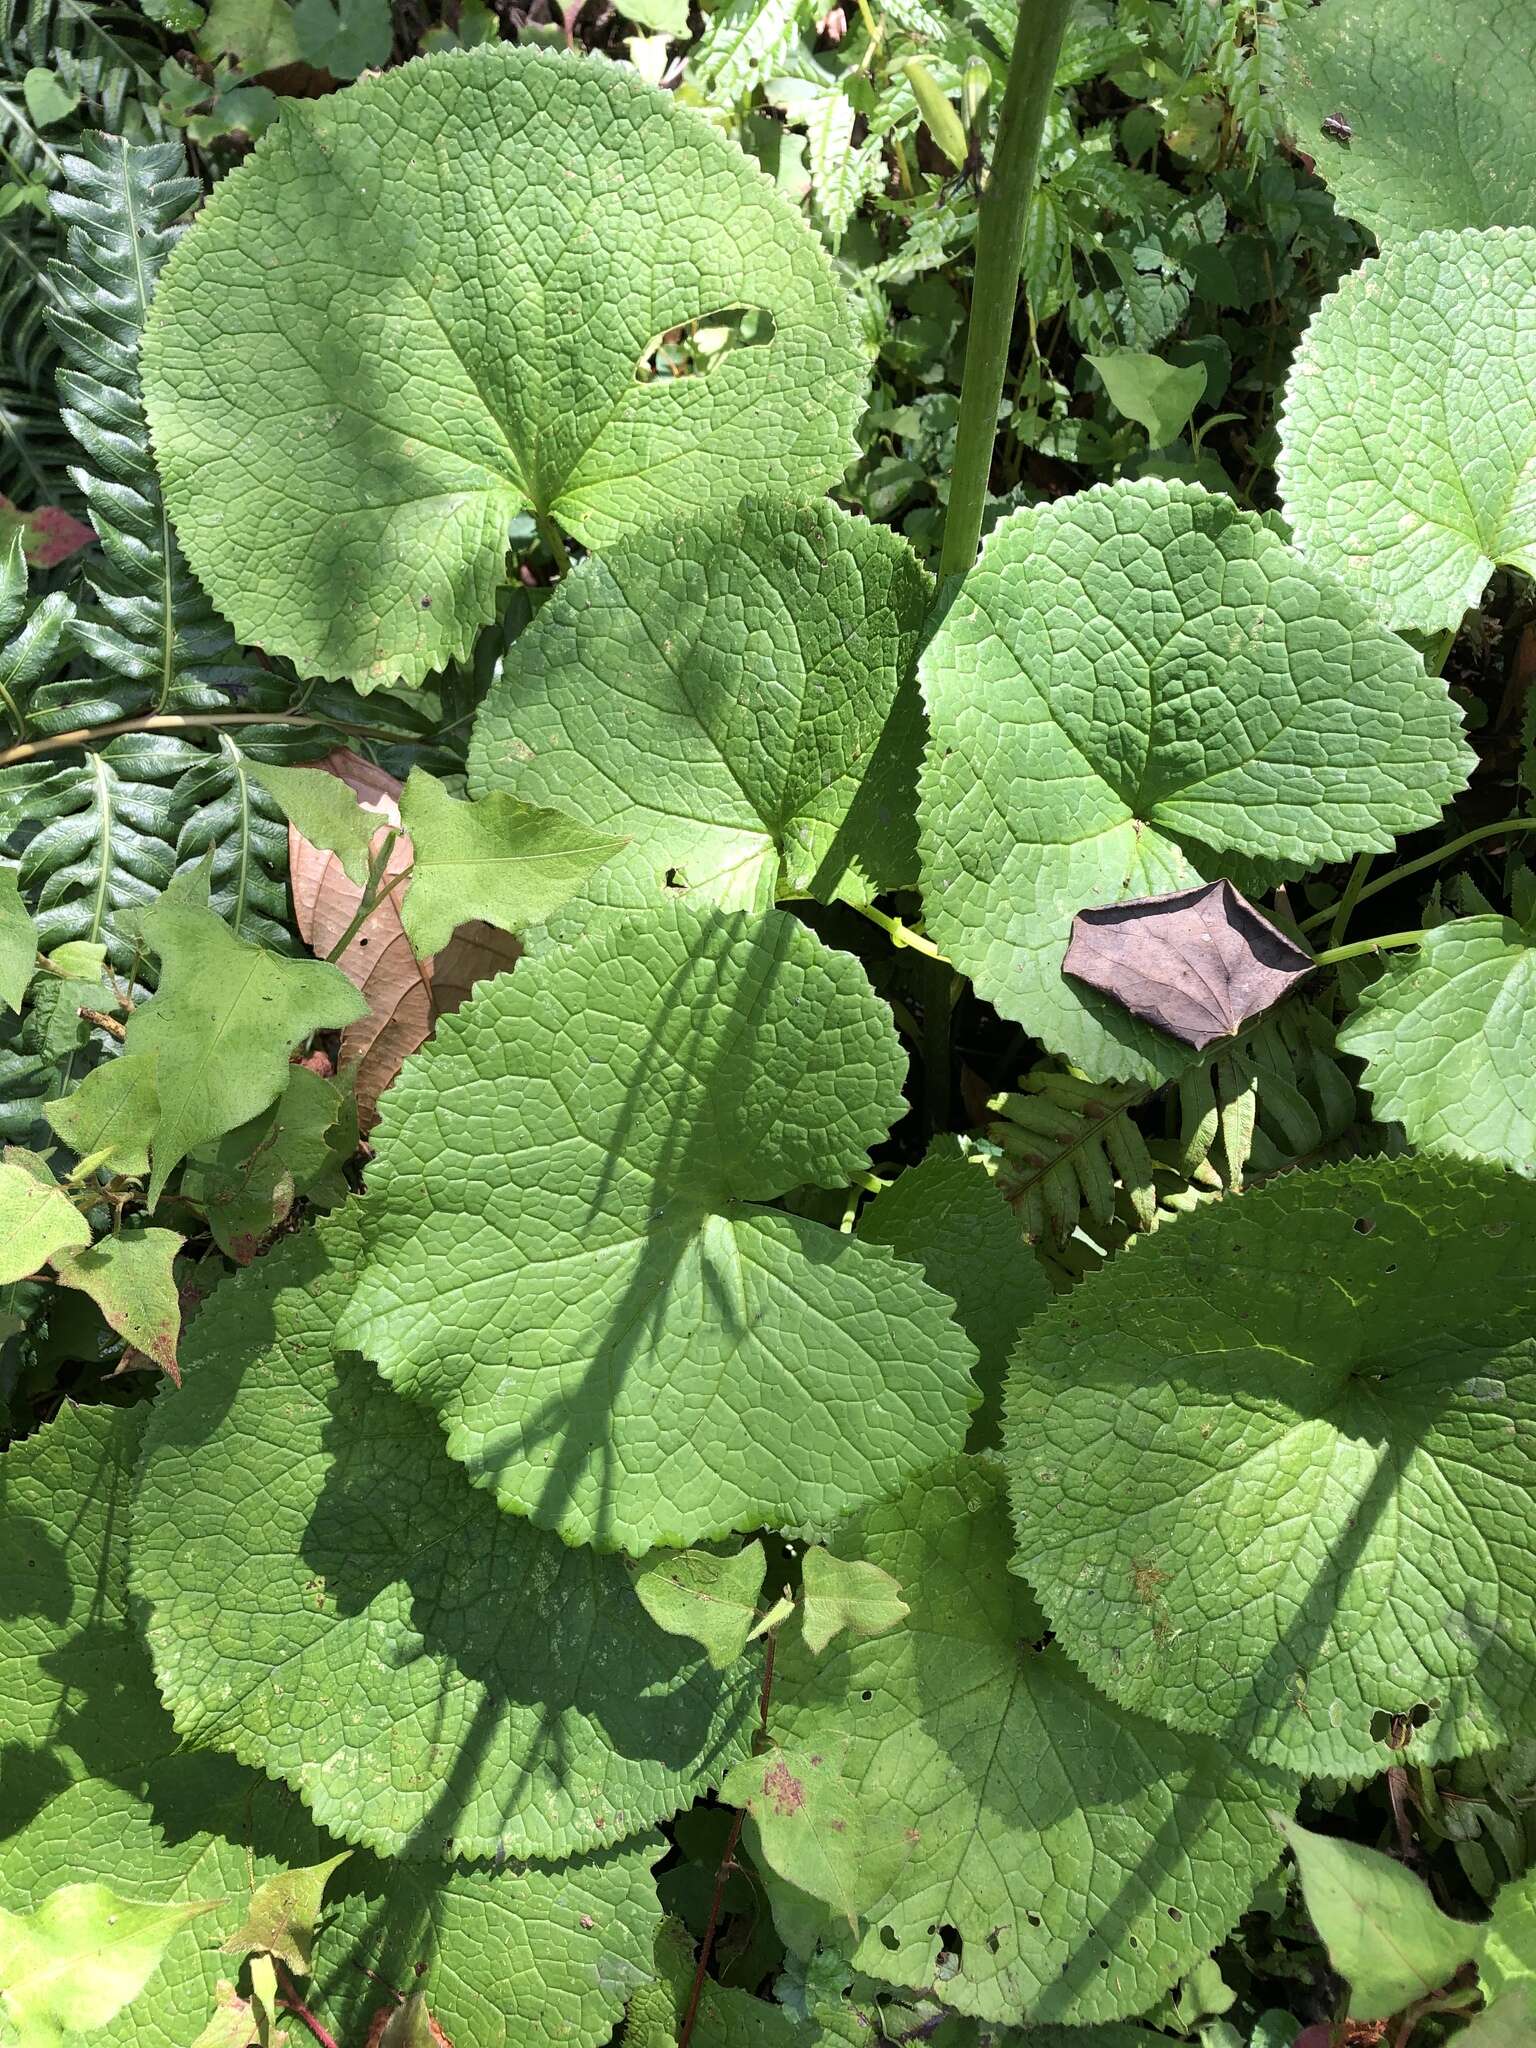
[
  {"x1": 0, "y1": 1153, "x2": 89, "y2": 1278},
  {"x1": 632, "y1": 1543, "x2": 768, "y2": 1671},
  {"x1": 395, "y1": 769, "x2": 626, "y2": 956},
  {"x1": 0, "y1": 1884, "x2": 217, "y2": 2048},
  {"x1": 1278, "y1": 230, "x2": 1536, "y2": 636},
  {"x1": 0, "y1": 1399, "x2": 671, "y2": 2048},
  {"x1": 339, "y1": 904, "x2": 979, "y2": 1551},
  {"x1": 771, "y1": 1457, "x2": 1293, "y2": 2024},
  {"x1": 1339, "y1": 917, "x2": 1536, "y2": 1176},
  {"x1": 52, "y1": 1226, "x2": 184, "y2": 1379},
  {"x1": 468, "y1": 497, "x2": 930, "y2": 921},
  {"x1": 141, "y1": 47, "x2": 866, "y2": 688},
  {"x1": 917, "y1": 479, "x2": 1471, "y2": 1082},
  {"x1": 1005, "y1": 1158, "x2": 1536, "y2": 1776},
  {"x1": 132, "y1": 1214, "x2": 757, "y2": 1860},
  {"x1": 1278, "y1": 1819, "x2": 1482, "y2": 2022},
  {"x1": 125, "y1": 890, "x2": 366, "y2": 1205},
  {"x1": 44, "y1": 1051, "x2": 160, "y2": 1177},
  {"x1": 1277, "y1": 0, "x2": 1536, "y2": 241}
]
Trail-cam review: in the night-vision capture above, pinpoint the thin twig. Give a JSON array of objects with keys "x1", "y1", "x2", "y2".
[{"x1": 0, "y1": 710, "x2": 422, "y2": 769}]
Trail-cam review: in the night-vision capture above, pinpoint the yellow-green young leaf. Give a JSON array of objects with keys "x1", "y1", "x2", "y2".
[
  {"x1": 1278, "y1": 1819, "x2": 1481, "y2": 2020},
  {"x1": 52, "y1": 1228, "x2": 186, "y2": 1380},
  {"x1": 0, "y1": 865, "x2": 36, "y2": 1013},
  {"x1": 180, "y1": 1064, "x2": 356, "y2": 1265},
  {"x1": 721, "y1": 1744, "x2": 914, "y2": 1930},
  {"x1": 1460, "y1": 1991, "x2": 1536, "y2": 2046},
  {"x1": 44, "y1": 1052, "x2": 161, "y2": 1178},
  {"x1": 800, "y1": 1548, "x2": 907, "y2": 1656},
  {"x1": 632, "y1": 1543, "x2": 768, "y2": 1670},
  {"x1": 220, "y1": 1853, "x2": 350, "y2": 1976},
  {"x1": 247, "y1": 763, "x2": 378, "y2": 887},
  {"x1": 0, "y1": 1883, "x2": 218, "y2": 2048},
  {"x1": 125, "y1": 896, "x2": 367, "y2": 1207},
  {"x1": 248, "y1": 1954, "x2": 281, "y2": 2048},
  {"x1": 0, "y1": 1158, "x2": 89, "y2": 1282},
  {"x1": 397, "y1": 769, "x2": 627, "y2": 957},
  {"x1": 1087, "y1": 350, "x2": 1206, "y2": 446},
  {"x1": 140, "y1": 46, "x2": 865, "y2": 688},
  {"x1": 903, "y1": 60, "x2": 967, "y2": 169},
  {"x1": 190, "y1": 1980, "x2": 268, "y2": 2048}
]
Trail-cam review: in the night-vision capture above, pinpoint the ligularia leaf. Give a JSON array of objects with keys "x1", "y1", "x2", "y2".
[
  {"x1": 0, "y1": 1412, "x2": 666, "y2": 2048},
  {"x1": 1277, "y1": 0, "x2": 1536, "y2": 240},
  {"x1": 339, "y1": 904, "x2": 980, "y2": 1551},
  {"x1": 856, "y1": 1137, "x2": 1048, "y2": 1451},
  {"x1": 772, "y1": 1458, "x2": 1293, "y2": 2024},
  {"x1": 468, "y1": 497, "x2": 931, "y2": 922},
  {"x1": 1279, "y1": 230, "x2": 1536, "y2": 636},
  {"x1": 1005, "y1": 1159, "x2": 1536, "y2": 1776},
  {"x1": 1339, "y1": 917, "x2": 1536, "y2": 1176},
  {"x1": 917, "y1": 479, "x2": 1471, "y2": 1082},
  {"x1": 132, "y1": 1214, "x2": 756, "y2": 1861},
  {"x1": 140, "y1": 48, "x2": 866, "y2": 687}
]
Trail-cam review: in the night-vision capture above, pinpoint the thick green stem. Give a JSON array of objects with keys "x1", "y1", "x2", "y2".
[
  {"x1": 1311, "y1": 929, "x2": 1431, "y2": 969},
  {"x1": 938, "y1": 0, "x2": 1071, "y2": 582}
]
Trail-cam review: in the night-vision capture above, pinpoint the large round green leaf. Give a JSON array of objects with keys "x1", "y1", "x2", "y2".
[
  {"x1": 1278, "y1": 0, "x2": 1536, "y2": 240},
  {"x1": 140, "y1": 48, "x2": 865, "y2": 689},
  {"x1": 468, "y1": 497, "x2": 929, "y2": 920},
  {"x1": 917, "y1": 480, "x2": 1471, "y2": 1082},
  {"x1": 1278, "y1": 230, "x2": 1536, "y2": 636},
  {"x1": 132, "y1": 1217, "x2": 757, "y2": 1862},
  {"x1": 1, "y1": 1401, "x2": 664, "y2": 2048},
  {"x1": 771, "y1": 1457, "x2": 1293, "y2": 2025},
  {"x1": 339, "y1": 903, "x2": 978, "y2": 1551},
  {"x1": 1005, "y1": 1159, "x2": 1536, "y2": 1777},
  {"x1": 1340, "y1": 917, "x2": 1536, "y2": 1176}
]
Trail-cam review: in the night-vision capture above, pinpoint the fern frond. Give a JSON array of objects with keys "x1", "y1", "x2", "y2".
[
  {"x1": 0, "y1": 532, "x2": 74, "y2": 737},
  {"x1": 988, "y1": 997, "x2": 1362, "y2": 1257},
  {"x1": 40, "y1": 134, "x2": 286, "y2": 729},
  {"x1": 172, "y1": 736, "x2": 294, "y2": 950},
  {"x1": 3, "y1": 729, "x2": 198, "y2": 970}
]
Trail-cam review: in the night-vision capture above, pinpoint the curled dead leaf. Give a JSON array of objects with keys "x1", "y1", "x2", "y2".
[{"x1": 287, "y1": 751, "x2": 520, "y2": 1123}]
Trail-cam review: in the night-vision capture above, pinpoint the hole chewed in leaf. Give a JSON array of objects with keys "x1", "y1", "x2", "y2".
[
  {"x1": 1063, "y1": 880, "x2": 1313, "y2": 1051},
  {"x1": 635, "y1": 306, "x2": 777, "y2": 383}
]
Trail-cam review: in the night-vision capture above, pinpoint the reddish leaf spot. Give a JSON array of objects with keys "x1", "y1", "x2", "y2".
[{"x1": 762, "y1": 1760, "x2": 805, "y2": 1816}]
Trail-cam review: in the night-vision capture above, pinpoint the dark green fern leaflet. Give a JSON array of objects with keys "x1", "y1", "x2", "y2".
[
  {"x1": 44, "y1": 134, "x2": 279, "y2": 727},
  {"x1": 0, "y1": 0, "x2": 165, "y2": 506}
]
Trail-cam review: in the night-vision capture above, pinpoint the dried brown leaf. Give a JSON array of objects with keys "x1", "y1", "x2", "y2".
[
  {"x1": 287, "y1": 751, "x2": 519, "y2": 1123},
  {"x1": 1063, "y1": 881, "x2": 1312, "y2": 1050}
]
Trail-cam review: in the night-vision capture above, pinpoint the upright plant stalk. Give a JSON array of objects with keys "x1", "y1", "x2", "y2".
[{"x1": 938, "y1": 0, "x2": 1072, "y2": 581}]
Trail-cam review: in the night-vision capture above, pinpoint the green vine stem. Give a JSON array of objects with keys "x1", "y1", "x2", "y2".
[
  {"x1": 1300, "y1": 816, "x2": 1536, "y2": 934},
  {"x1": 323, "y1": 830, "x2": 408, "y2": 963},
  {"x1": 849, "y1": 900, "x2": 949, "y2": 959},
  {"x1": 937, "y1": 0, "x2": 1072, "y2": 582},
  {"x1": 1310, "y1": 928, "x2": 1431, "y2": 969}
]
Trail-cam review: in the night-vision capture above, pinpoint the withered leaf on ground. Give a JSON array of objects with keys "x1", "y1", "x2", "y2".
[
  {"x1": 1062, "y1": 880, "x2": 1312, "y2": 1050},
  {"x1": 287, "y1": 751, "x2": 519, "y2": 1123}
]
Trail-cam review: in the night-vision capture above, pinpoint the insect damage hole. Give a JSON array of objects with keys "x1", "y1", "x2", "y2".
[{"x1": 635, "y1": 306, "x2": 777, "y2": 382}]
